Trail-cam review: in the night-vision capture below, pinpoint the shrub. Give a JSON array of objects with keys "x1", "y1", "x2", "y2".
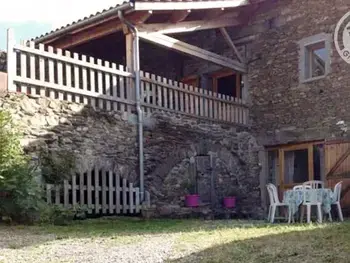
[
  {"x1": 40, "y1": 204, "x2": 88, "y2": 225},
  {"x1": 0, "y1": 110, "x2": 45, "y2": 223},
  {"x1": 39, "y1": 150, "x2": 76, "y2": 184}
]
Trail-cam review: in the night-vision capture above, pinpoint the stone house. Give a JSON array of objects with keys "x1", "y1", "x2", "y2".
[{"x1": 2, "y1": 0, "x2": 350, "y2": 217}]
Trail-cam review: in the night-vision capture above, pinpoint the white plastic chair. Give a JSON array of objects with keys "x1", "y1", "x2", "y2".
[
  {"x1": 266, "y1": 183, "x2": 292, "y2": 223},
  {"x1": 300, "y1": 185, "x2": 323, "y2": 223},
  {"x1": 331, "y1": 181, "x2": 344, "y2": 222},
  {"x1": 303, "y1": 180, "x2": 324, "y2": 189},
  {"x1": 293, "y1": 185, "x2": 311, "y2": 190}
]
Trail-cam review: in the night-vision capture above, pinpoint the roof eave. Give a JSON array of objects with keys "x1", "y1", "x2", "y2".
[
  {"x1": 34, "y1": 2, "x2": 134, "y2": 44},
  {"x1": 133, "y1": 0, "x2": 253, "y2": 10}
]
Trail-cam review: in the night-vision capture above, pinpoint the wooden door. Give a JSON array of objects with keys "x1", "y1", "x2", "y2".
[
  {"x1": 325, "y1": 141, "x2": 350, "y2": 215},
  {"x1": 278, "y1": 144, "x2": 315, "y2": 191}
]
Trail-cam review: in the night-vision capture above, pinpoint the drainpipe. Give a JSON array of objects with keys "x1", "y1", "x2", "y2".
[{"x1": 118, "y1": 10, "x2": 145, "y2": 202}]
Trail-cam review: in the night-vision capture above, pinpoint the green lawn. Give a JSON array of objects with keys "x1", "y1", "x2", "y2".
[{"x1": 0, "y1": 218, "x2": 349, "y2": 263}]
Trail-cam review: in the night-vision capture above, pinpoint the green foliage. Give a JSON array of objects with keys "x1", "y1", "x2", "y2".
[
  {"x1": 39, "y1": 150, "x2": 76, "y2": 184},
  {"x1": 40, "y1": 205, "x2": 88, "y2": 225},
  {"x1": 0, "y1": 110, "x2": 45, "y2": 223}
]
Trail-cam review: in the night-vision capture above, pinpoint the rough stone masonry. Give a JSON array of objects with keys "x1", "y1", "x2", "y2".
[
  {"x1": 0, "y1": 93, "x2": 263, "y2": 218},
  {"x1": 247, "y1": 0, "x2": 350, "y2": 145}
]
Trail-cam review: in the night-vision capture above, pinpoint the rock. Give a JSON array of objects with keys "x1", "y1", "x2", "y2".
[
  {"x1": 48, "y1": 100, "x2": 61, "y2": 111},
  {"x1": 19, "y1": 97, "x2": 39, "y2": 115},
  {"x1": 45, "y1": 116, "x2": 59, "y2": 126}
]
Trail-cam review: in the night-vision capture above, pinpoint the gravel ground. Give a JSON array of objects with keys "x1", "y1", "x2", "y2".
[{"x1": 0, "y1": 233, "x2": 176, "y2": 263}]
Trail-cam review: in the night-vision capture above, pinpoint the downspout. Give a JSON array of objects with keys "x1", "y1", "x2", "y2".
[{"x1": 118, "y1": 10, "x2": 145, "y2": 202}]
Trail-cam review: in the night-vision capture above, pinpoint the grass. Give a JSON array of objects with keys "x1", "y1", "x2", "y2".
[{"x1": 0, "y1": 217, "x2": 349, "y2": 263}]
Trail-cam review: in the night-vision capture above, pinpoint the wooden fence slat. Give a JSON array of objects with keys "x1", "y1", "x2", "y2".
[
  {"x1": 168, "y1": 79, "x2": 173, "y2": 110},
  {"x1": 105, "y1": 61, "x2": 111, "y2": 111},
  {"x1": 199, "y1": 88, "x2": 204, "y2": 116},
  {"x1": 163, "y1": 77, "x2": 168, "y2": 109},
  {"x1": 108, "y1": 171, "x2": 114, "y2": 213},
  {"x1": 146, "y1": 191, "x2": 151, "y2": 208},
  {"x1": 188, "y1": 85, "x2": 195, "y2": 115},
  {"x1": 135, "y1": 187, "x2": 140, "y2": 213},
  {"x1": 209, "y1": 90, "x2": 213, "y2": 119},
  {"x1": 111, "y1": 63, "x2": 118, "y2": 110},
  {"x1": 235, "y1": 97, "x2": 239, "y2": 123},
  {"x1": 151, "y1": 74, "x2": 157, "y2": 108},
  {"x1": 72, "y1": 174, "x2": 77, "y2": 206},
  {"x1": 180, "y1": 83, "x2": 186, "y2": 113},
  {"x1": 119, "y1": 65, "x2": 126, "y2": 112},
  {"x1": 174, "y1": 81, "x2": 179, "y2": 111},
  {"x1": 47, "y1": 46, "x2": 55, "y2": 99},
  {"x1": 145, "y1": 72, "x2": 151, "y2": 113},
  {"x1": 65, "y1": 50, "x2": 72, "y2": 102},
  {"x1": 97, "y1": 59, "x2": 103, "y2": 109},
  {"x1": 222, "y1": 95, "x2": 227, "y2": 121},
  {"x1": 157, "y1": 75, "x2": 163, "y2": 107},
  {"x1": 89, "y1": 57, "x2": 96, "y2": 108},
  {"x1": 94, "y1": 168, "x2": 100, "y2": 213},
  {"x1": 129, "y1": 183, "x2": 134, "y2": 214},
  {"x1": 140, "y1": 71, "x2": 147, "y2": 114},
  {"x1": 20, "y1": 41, "x2": 27, "y2": 94},
  {"x1": 229, "y1": 96, "x2": 234, "y2": 123},
  {"x1": 73, "y1": 53, "x2": 80, "y2": 103},
  {"x1": 102, "y1": 169, "x2": 107, "y2": 214},
  {"x1": 79, "y1": 173, "x2": 84, "y2": 206},
  {"x1": 123, "y1": 178, "x2": 127, "y2": 214},
  {"x1": 194, "y1": 86, "x2": 199, "y2": 115},
  {"x1": 116, "y1": 173, "x2": 121, "y2": 214},
  {"x1": 56, "y1": 48, "x2": 64, "y2": 100},
  {"x1": 126, "y1": 66, "x2": 132, "y2": 114},
  {"x1": 87, "y1": 169, "x2": 92, "y2": 213},
  {"x1": 81, "y1": 55, "x2": 88, "y2": 104},
  {"x1": 218, "y1": 93, "x2": 222, "y2": 120},
  {"x1": 55, "y1": 185, "x2": 60, "y2": 205},
  {"x1": 29, "y1": 41, "x2": 36, "y2": 95},
  {"x1": 64, "y1": 179, "x2": 69, "y2": 208},
  {"x1": 46, "y1": 185, "x2": 52, "y2": 204}
]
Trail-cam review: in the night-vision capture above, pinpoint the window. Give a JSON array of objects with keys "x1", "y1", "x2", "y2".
[
  {"x1": 299, "y1": 33, "x2": 331, "y2": 83},
  {"x1": 267, "y1": 142, "x2": 324, "y2": 191},
  {"x1": 211, "y1": 70, "x2": 243, "y2": 99}
]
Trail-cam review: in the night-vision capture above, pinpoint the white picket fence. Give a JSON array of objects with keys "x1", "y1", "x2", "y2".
[
  {"x1": 6, "y1": 29, "x2": 249, "y2": 126},
  {"x1": 46, "y1": 168, "x2": 150, "y2": 215}
]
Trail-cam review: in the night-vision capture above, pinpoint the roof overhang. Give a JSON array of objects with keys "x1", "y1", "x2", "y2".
[
  {"x1": 133, "y1": 0, "x2": 254, "y2": 11},
  {"x1": 34, "y1": 2, "x2": 133, "y2": 44}
]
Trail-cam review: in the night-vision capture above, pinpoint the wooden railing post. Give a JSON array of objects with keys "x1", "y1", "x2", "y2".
[{"x1": 6, "y1": 28, "x2": 16, "y2": 92}]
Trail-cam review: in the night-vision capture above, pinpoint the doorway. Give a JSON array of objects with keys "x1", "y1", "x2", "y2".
[{"x1": 267, "y1": 142, "x2": 324, "y2": 192}]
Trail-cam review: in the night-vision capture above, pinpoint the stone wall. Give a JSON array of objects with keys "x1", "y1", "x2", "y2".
[
  {"x1": 246, "y1": 0, "x2": 350, "y2": 145},
  {"x1": 0, "y1": 51, "x2": 6, "y2": 73},
  {"x1": 0, "y1": 93, "x2": 263, "y2": 218}
]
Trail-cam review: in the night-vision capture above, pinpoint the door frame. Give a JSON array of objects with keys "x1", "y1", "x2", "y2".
[{"x1": 267, "y1": 141, "x2": 324, "y2": 192}]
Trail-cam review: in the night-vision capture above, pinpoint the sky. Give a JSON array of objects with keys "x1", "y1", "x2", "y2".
[{"x1": 0, "y1": 0, "x2": 122, "y2": 50}]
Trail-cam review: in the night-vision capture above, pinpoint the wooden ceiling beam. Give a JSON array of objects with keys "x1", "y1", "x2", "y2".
[
  {"x1": 139, "y1": 16, "x2": 241, "y2": 34},
  {"x1": 139, "y1": 33, "x2": 247, "y2": 73},
  {"x1": 220, "y1": 27, "x2": 244, "y2": 62},
  {"x1": 169, "y1": 10, "x2": 190, "y2": 23},
  {"x1": 45, "y1": 12, "x2": 150, "y2": 49}
]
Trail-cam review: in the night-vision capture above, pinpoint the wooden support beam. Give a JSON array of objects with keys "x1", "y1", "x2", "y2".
[
  {"x1": 126, "y1": 34, "x2": 133, "y2": 71},
  {"x1": 220, "y1": 27, "x2": 244, "y2": 62},
  {"x1": 169, "y1": 10, "x2": 190, "y2": 23},
  {"x1": 139, "y1": 17, "x2": 241, "y2": 34},
  {"x1": 139, "y1": 33, "x2": 247, "y2": 73},
  {"x1": 42, "y1": 12, "x2": 150, "y2": 49}
]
